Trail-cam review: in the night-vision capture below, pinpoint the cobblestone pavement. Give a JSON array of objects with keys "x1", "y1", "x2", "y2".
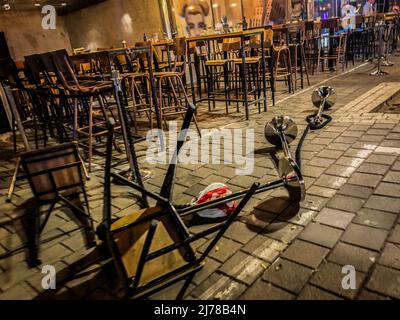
[{"x1": 1, "y1": 58, "x2": 400, "y2": 300}]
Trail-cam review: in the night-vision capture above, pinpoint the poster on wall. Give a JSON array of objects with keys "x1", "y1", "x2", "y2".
[{"x1": 173, "y1": 0, "x2": 213, "y2": 37}]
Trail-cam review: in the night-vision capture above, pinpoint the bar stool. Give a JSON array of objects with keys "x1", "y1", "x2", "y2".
[
  {"x1": 154, "y1": 37, "x2": 201, "y2": 134},
  {"x1": 42, "y1": 50, "x2": 115, "y2": 172},
  {"x1": 317, "y1": 18, "x2": 347, "y2": 74},
  {"x1": 271, "y1": 26, "x2": 294, "y2": 94},
  {"x1": 204, "y1": 39, "x2": 238, "y2": 113},
  {"x1": 288, "y1": 22, "x2": 310, "y2": 90}
]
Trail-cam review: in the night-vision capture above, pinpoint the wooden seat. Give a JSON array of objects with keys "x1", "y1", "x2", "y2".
[
  {"x1": 19, "y1": 142, "x2": 95, "y2": 266},
  {"x1": 100, "y1": 112, "x2": 258, "y2": 299},
  {"x1": 233, "y1": 57, "x2": 261, "y2": 64},
  {"x1": 205, "y1": 59, "x2": 230, "y2": 66}
]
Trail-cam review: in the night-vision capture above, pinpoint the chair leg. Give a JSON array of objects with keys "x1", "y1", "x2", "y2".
[
  {"x1": 176, "y1": 272, "x2": 196, "y2": 300},
  {"x1": 88, "y1": 96, "x2": 94, "y2": 172}
]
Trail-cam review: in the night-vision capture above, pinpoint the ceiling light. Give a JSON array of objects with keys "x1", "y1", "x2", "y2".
[
  {"x1": 34, "y1": 1, "x2": 41, "y2": 7},
  {"x1": 61, "y1": 1, "x2": 67, "y2": 7}
]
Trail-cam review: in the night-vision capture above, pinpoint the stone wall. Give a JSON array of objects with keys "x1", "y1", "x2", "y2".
[
  {"x1": 64, "y1": 0, "x2": 163, "y2": 50},
  {"x1": 0, "y1": 10, "x2": 72, "y2": 60}
]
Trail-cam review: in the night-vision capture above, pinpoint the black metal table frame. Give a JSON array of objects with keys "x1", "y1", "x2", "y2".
[{"x1": 186, "y1": 30, "x2": 268, "y2": 120}]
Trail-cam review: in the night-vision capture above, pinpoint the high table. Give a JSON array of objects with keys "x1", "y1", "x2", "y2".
[{"x1": 185, "y1": 29, "x2": 268, "y2": 120}]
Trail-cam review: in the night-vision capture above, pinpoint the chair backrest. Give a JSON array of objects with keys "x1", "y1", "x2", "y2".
[
  {"x1": 20, "y1": 142, "x2": 85, "y2": 201},
  {"x1": 50, "y1": 49, "x2": 80, "y2": 90},
  {"x1": 321, "y1": 17, "x2": 339, "y2": 31},
  {"x1": 24, "y1": 54, "x2": 44, "y2": 86},
  {"x1": 0, "y1": 57, "x2": 24, "y2": 88},
  {"x1": 221, "y1": 38, "x2": 241, "y2": 53}
]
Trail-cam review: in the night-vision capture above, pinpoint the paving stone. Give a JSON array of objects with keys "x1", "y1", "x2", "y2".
[
  {"x1": 240, "y1": 209, "x2": 276, "y2": 230},
  {"x1": 314, "y1": 175, "x2": 347, "y2": 190},
  {"x1": 335, "y1": 136, "x2": 359, "y2": 144},
  {"x1": 307, "y1": 186, "x2": 337, "y2": 198},
  {"x1": 352, "y1": 142, "x2": 378, "y2": 150},
  {"x1": 300, "y1": 194, "x2": 329, "y2": 212},
  {"x1": 192, "y1": 258, "x2": 221, "y2": 286},
  {"x1": 281, "y1": 240, "x2": 329, "y2": 269},
  {"x1": 341, "y1": 224, "x2": 388, "y2": 251},
  {"x1": 65, "y1": 268, "x2": 107, "y2": 298},
  {"x1": 336, "y1": 157, "x2": 365, "y2": 167},
  {"x1": 358, "y1": 289, "x2": 391, "y2": 300},
  {"x1": 366, "y1": 265, "x2": 400, "y2": 299},
  {"x1": 388, "y1": 225, "x2": 400, "y2": 244},
  {"x1": 353, "y1": 208, "x2": 397, "y2": 230},
  {"x1": 191, "y1": 273, "x2": 247, "y2": 300},
  {"x1": 325, "y1": 164, "x2": 356, "y2": 178},
  {"x1": 382, "y1": 171, "x2": 400, "y2": 183},
  {"x1": 338, "y1": 184, "x2": 374, "y2": 199},
  {"x1": 365, "y1": 154, "x2": 397, "y2": 165},
  {"x1": 190, "y1": 167, "x2": 214, "y2": 179},
  {"x1": 255, "y1": 197, "x2": 292, "y2": 214},
  {"x1": 263, "y1": 222, "x2": 303, "y2": 244},
  {"x1": 344, "y1": 148, "x2": 373, "y2": 159},
  {"x1": 327, "y1": 143, "x2": 351, "y2": 151},
  {"x1": 224, "y1": 221, "x2": 258, "y2": 244},
  {"x1": 392, "y1": 161, "x2": 400, "y2": 171},
  {"x1": 0, "y1": 282, "x2": 37, "y2": 300},
  {"x1": 315, "y1": 208, "x2": 355, "y2": 229},
  {"x1": 198, "y1": 237, "x2": 242, "y2": 263},
  {"x1": 302, "y1": 166, "x2": 326, "y2": 178},
  {"x1": 263, "y1": 258, "x2": 313, "y2": 294},
  {"x1": 357, "y1": 163, "x2": 390, "y2": 175},
  {"x1": 310, "y1": 261, "x2": 365, "y2": 299},
  {"x1": 327, "y1": 242, "x2": 377, "y2": 273},
  {"x1": 241, "y1": 235, "x2": 286, "y2": 263},
  {"x1": 374, "y1": 182, "x2": 400, "y2": 197},
  {"x1": 277, "y1": 208, "x2": 318, "y2": 227},
  {"x1": 307, "y1": 157, "x2": 336, "y2": 168},
  {"x1": 359, "y1": 135, "x2": 384, "y2": 143},
  {"x1": 317, "y1": 150, "x2": 344, "y2": 160},
  {"x1": 297, "y1": 284, "x2": 343, "y2": 300},
  {"x1": 240, "y1": 279, "x2": 295, "y2": 300},
  {"x1": 364, "y1": 195, "x2": 400, "y2": 213},
  {"x1": 341, "y1": 131, "x2": 364, "y2": 138},
  {"x1": 228, "y1": 175, "x2": 255, "y2": 189},
  {"x1": 326, "y1": 194, "x2": 365, "y2": 213},
  {"x1": 219, "y1": 251, "x2": 265, "y2": 285},
  {"x1": 379, "y1": 243, "x2": 400, "y2": 270},
  {"x1": 348, "y1": 173, "x2": 382, "y2": 188},
  {"x1": 299, "y1": 223, "x2": 343, "y2": 248}
]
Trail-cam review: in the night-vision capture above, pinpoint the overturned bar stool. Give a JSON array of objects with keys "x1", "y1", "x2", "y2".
[
  {"x1": 98, "y1": 108, "x2": 257, "y2": 299},
  {"x1": 19, "y1": 142, "x2": 95, "y2": 266}
]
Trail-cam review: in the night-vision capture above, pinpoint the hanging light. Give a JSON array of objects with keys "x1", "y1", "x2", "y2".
[
  {"x1": 34, "y1": 1, "x2": 41, "y2": 7},
  {"x1": 61, "y1": 1, "x2": 67, "y2": 7}
]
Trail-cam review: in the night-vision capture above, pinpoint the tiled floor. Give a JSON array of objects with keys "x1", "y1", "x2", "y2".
[{"x1": 1, "y1": 57, "x2": 400, "y2": 300}]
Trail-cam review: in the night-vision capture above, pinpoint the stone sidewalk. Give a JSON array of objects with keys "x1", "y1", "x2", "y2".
[{"x1": 0, "y1": 58, "x2": 400, "y2": 300}]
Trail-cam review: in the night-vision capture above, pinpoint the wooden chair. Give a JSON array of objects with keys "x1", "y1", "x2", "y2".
[
  {"x1": 99, "y1": 109, "x2": 258, "y2": 299},
  {"x1": 19, "y1": 142, "x2": 95, "y2": 266}
]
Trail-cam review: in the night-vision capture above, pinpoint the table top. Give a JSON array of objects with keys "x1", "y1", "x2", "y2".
[{"x1": 186, "y1": 28, "x2": 265, "y2": 42}]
